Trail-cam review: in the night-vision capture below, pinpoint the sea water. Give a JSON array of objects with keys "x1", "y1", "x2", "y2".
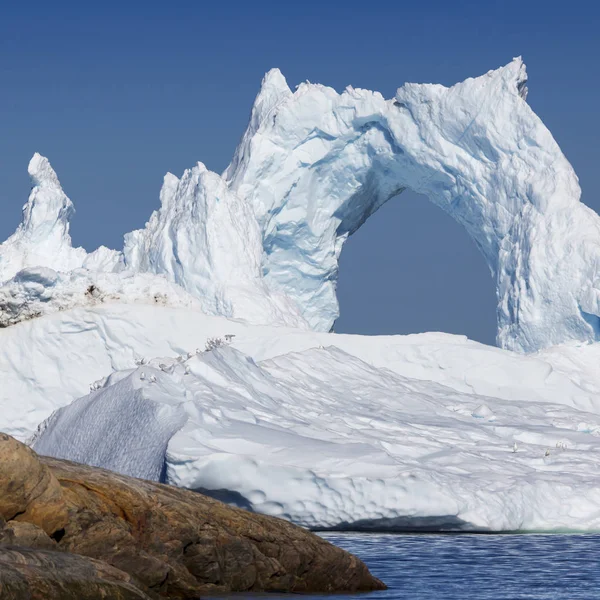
[{"x1": 249, "y1": 533, "x2": 600, "y2": 599}]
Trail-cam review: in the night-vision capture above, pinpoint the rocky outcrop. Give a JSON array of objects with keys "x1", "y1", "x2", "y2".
[
  {"x1": 0, "y1": 434, "x2": 384, "y2": 598},
  {"x1": 0, "y1": 546, "x2": 152, "y2": 599},
  {"x1": 0, "y1": 432, "x2": 68, "y2": 536}
]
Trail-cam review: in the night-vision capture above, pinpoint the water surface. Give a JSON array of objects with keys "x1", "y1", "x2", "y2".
[{"x1": 248, "y1": 533, "x2": 600, "y2": 599}]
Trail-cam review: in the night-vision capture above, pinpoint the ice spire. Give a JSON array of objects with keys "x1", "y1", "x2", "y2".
[
  {"x1": 0, "y1": 153, "x2": 86, "y2": 283},
  {"x1": 22, "y1": 153, "x2": 75, "y2": 243},
  {"x1": 224, "y1": 68, "x2": 292, "y2": 186}
]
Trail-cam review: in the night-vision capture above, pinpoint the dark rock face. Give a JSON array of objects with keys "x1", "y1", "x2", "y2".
[
  {"x1": 0, "y1": 546, "x2": 152, "y2": 599},
  {"x1": 0, "y1": 434, "x2": 385, "y2": 598}
]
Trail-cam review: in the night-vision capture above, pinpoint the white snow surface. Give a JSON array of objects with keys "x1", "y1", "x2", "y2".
[
  {"x1": 4, "y1": 303, "x2": 600, "y2": 443},
  {"x1": 0, "y1": 267, "x2": 203, "y2": 328},
  {"x1": 32, "y1": 332, "x2": 600, "y2": 532},
  {"x1": 2, "y1": 60, "x2": 600, "y2": 350}
]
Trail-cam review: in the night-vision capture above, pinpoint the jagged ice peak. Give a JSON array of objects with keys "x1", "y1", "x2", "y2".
[{"x1": 1, "y1": 58, "x2": 599, "y2": 353}]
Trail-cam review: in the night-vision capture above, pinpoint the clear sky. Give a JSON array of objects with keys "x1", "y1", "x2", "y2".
[{"x1": 1, "y1": 0, "x2": 597, "y2": 345}]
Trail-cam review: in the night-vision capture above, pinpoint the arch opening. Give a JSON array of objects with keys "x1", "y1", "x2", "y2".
[{"x1": 334, "y1": 190, "x2": 497, "y2": 345}]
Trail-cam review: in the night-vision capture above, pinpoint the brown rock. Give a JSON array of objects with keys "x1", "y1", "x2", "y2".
[
  {"x1": 0, "y1": 517, "x2": 14, "y2": 545},
  {"x1": 6, "y1": 521, "x2": 57, "y2": 550},
  {"x1": 0, "y1": 432, "x2": 68, "y2": 536},
  {"x1": 48, "y1": 455, "x2": 384, "y2": 596},
  {"x1": 0, "y1": 434, "x2": 385, "y2": 598},
  {"x1": 0, "y1": 546, "x2": 152, "y2": 599}
]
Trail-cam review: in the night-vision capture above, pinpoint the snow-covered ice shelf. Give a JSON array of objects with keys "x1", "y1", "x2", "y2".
[{"x1": 33, "y1": 339, "x2": 600, "y2": 532}]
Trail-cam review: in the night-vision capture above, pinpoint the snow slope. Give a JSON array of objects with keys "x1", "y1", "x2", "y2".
[
  {"x1": 33, "y1": 341, "x2": 600, "y2": 532},
  {"x1": 5, "y1": 303, "x2": 600, "y2": 443},
  {"x1": 2, "y1": 60, "x2": 599, "y2": 350}
]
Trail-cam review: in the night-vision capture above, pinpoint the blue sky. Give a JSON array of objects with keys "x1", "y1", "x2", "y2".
[{"x1": 1, "y1": 0, "x2": 597, "y2": 345}]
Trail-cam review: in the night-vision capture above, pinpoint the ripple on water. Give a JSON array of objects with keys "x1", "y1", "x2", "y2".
[{"x1": 234, "y1": 533, "x2": 600, "y2": 600}]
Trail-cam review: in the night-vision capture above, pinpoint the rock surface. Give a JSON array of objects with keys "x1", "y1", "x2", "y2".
[
  {"x1": 0, "y1": 546, "x2": 151, "y2": 600},
  {"x1": 0, "y1": 433, "x2": 68, "y2": 535},
  {"x1": 0, "y1": 434, "x2": 384, "y2": 598}
]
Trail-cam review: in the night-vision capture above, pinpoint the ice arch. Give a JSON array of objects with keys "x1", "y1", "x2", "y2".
[
  {"x1": 1, "y1": 60, "x2": 599, "y2": 353},
  {"x1": 225, "y1": 58, "x2": 600, "y2": 353}
]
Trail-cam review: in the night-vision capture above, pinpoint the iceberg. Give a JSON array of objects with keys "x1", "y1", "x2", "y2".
[
  {"x1": 0, "y1": 156, "x2": 305, "y2": 329},
  {"x1": 224, "y1": 59, "x2": 599, "y2": 352},
  {"x1": 3, "y1": 59, "x2": 600, "y2": 532},
  {"x1": 122, "y1": 162, "x2": 306, "y2": 328},
  {"x1": 0, "y1": 153, "x2": 119, "y2": 282},
  {"x1": 2, "y1": 59, "x2": 599, "y2": 351}
]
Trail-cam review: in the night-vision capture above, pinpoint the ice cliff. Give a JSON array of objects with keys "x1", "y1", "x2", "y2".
[{"x1": 1, "y1": 59, "x2": 598, "y2": 351}]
